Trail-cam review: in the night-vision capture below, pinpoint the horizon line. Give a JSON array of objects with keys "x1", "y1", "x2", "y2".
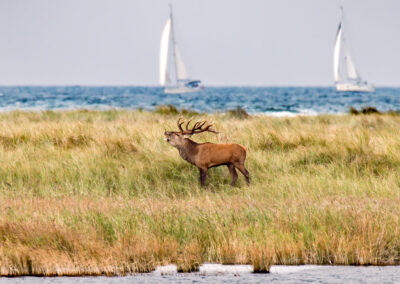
[{"x1": 0, "y1": 84, "x2": 399, "y2": 88}]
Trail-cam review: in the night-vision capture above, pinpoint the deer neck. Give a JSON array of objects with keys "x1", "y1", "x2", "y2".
[{"x1": 178, "y1": 138, "x2": 198, "y2": 165}]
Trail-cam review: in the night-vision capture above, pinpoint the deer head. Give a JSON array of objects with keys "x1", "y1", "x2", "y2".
[{"x1": 164, "y1": 118, "x2": 218, "y2": 148}]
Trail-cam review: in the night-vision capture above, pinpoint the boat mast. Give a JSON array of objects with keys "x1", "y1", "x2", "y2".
[
  {"x1": 169, "y1": 4, "x2": 179, "y2": 84},
  {"x1": 339, "y1": 6, "x2": 344, "y2": 42},
  {"x1": 339, "y1": 6, "x2": 343, "y2": 23}
]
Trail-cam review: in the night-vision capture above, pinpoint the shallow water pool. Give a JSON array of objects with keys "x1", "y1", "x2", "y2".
[{"x1": 1, "y1": 265, "x2": 399, "y2": 284}]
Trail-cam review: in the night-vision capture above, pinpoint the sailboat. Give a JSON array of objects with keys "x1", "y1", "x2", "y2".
[
  {"x1": 159, "y1": 5, "x2": 204, "y2": 94},
  {"x1": 333, "y1": 7, "x2": 374, "y2": 92}
]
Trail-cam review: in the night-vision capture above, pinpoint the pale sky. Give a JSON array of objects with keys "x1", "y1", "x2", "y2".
[{"x1": 0, "y1": 0, "x2": 399, "y2": 86}]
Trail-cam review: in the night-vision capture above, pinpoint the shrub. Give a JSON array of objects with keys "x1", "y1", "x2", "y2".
[
  {"x1": 349, "y1": 107, "x2": 359, "y2": 115},
  {"x1": 155, "y1": 104, "x2": 179, "y2": 115},
  {"x1": 154, "y1": 105, "x2": 198, "y2": 115},
  {"x1": 361, "y1": 107, "x2": 380, "y2": 114},
  {"x1": 349, "y1": 106, "x2": 381, "y2": 115},
  {"x1": 226, "y1": 107, "x2": 249, "y2": 119}
]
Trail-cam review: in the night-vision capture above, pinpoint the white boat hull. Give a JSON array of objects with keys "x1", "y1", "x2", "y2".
[
  {"x1": 336, "y1": 83, "x2": 375, "y2": 92},
  {"x1": 164, "y1": 86, "x2": 203, "y2": 94}
]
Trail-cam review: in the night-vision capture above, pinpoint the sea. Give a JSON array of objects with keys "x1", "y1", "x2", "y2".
[{"x1": 0, "y1": 86, "x2": 399, "y2": 114}]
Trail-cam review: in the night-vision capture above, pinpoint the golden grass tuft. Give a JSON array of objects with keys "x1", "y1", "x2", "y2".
[{"x1": 0, "y1": 110, "x2": 400, "y2": 275}]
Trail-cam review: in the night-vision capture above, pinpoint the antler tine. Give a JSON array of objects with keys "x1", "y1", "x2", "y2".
[
  {"x1": 193, "y1": 121, "x2": 206, "y2": 131},
  {"x1": 177, "y1": 117, "x2": 185, "y2": 133},
  {"x1": 209, "y1": 120, "x2": 219, "y2": 133},
  {"x1": 185, "y1": 119, "x2": 193, "y2": 131},
  {"x1": 204, "y1": 124, "x2": 219, "y2": 134},
  {"x1": 192, "y1": 120, "x2": 219, "y2": 134},
  {"x1": 197, "y1": 121, "x2": 207, "y2": 129},
  {"x1": 196, "y1": 124, "x2": 218, "y2": 134}
]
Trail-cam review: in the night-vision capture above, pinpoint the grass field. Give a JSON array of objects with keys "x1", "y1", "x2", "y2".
[{"x1": 0, "y1": 110, "x2": 400, "y2": 276}]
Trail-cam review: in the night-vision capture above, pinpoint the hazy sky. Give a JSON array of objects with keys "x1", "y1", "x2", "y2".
[{"x1": 0, "y1": 0, "x2": 399, "y2": 86}]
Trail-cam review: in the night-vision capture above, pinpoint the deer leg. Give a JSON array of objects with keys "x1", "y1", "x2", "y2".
[
  {"x1": 199, "y1": 168, "x2": 208, "y2": 187},
  {"x1": 234, "y1": 163, "x2": 250, "y2": 185},
  {"x1": 227, "y1": 164, "x2": 238, "y2": 186}
]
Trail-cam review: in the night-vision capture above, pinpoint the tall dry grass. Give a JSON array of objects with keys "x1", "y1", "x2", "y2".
[{"x1": 0, "y1": 110, "x2": 400, "y2": 275}]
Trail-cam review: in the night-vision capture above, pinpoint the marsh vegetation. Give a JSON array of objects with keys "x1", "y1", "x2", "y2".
[{"x1": 0, "y1": 110, "x2": 399, "y2": 275}]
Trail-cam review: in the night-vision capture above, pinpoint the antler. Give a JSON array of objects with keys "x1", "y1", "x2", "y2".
[{"x1": 177, "y1": 118, "x2": 218, "y2": 135}]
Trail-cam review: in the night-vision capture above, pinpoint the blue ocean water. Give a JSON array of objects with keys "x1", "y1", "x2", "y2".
[{"x1": 0, "y1": 86, "x2": 399, "y2": 115}]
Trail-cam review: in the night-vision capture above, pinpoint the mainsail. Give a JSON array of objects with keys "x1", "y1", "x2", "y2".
[
  {"x1": 333, "y1": 7, "x2": 362, "y2": 83},
  {"x1": 333, "y1": 23, "x2": 342, "y2": 82},
  {"x1": 159, "y1": 7, "x2": 188, "y2": 86},
  {"x1": 159, "y1": 19, "x2": 171, "y2": 85}
]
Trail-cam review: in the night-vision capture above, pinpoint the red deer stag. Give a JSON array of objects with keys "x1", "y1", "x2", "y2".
[{"x1": 164, "y1": 118, "x2": 250, "y2": 186}]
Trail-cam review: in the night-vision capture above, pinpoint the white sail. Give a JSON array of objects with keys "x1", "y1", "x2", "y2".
[
  {"x1": 159, "y1": 18, "x2": 171, "y2": 85},
  {"x1": 174, "y1": 44, "x2": 188, "y2": 80},
  {"x1": 345, "y1": 50, "x2": 359, "y2": 80},
  {"x1": 333, "y1": 24, "x2": 342, "y2": 82}
]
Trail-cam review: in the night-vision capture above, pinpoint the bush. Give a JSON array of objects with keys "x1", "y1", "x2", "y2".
[
  {"x1": 227, "y1": 107, "x2": 249, "y2": 119},
  {"x1": 155, "y1": 104, "x2": 179, "y2": 115},
  {"x1": 349, "y1": 106, "x2": 381, "y2": 115},
  {"x1": 349, "y1": 107, "x2": 359, "y2": 115},
  {"x1": 361, "y1": 107, "x2": 380, "y2": 114},
  {"x1": 154, "y1": 105, "x2": 199, "y2": 116}
]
